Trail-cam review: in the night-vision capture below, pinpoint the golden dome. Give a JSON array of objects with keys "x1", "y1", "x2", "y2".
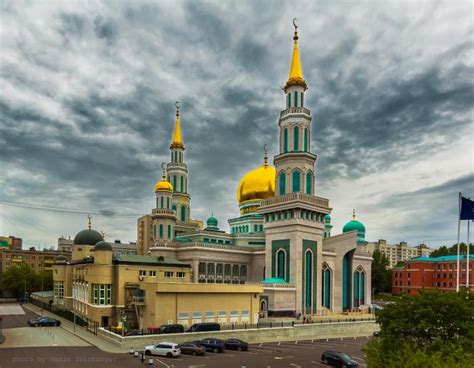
[
  {"x1": 154, "y1": 162, "x2": 173, "y2": 192},
  {"x1": 237, "y1": 164, "x2": 276, "y2": 204},
  {"x1": 154, "y1": 180, "x2": 173, "y2": 192}
]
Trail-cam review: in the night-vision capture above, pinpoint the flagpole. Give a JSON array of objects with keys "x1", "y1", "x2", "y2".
[
  {"x1": 456, "y1": 192, "x2": 461, "y2": 292},
  {"x1": 467, "y1": 220, "x2": 470, "y2": 289}
]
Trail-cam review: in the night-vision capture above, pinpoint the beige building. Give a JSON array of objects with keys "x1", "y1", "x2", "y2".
[
  {"x1": 53, "y1": 237, "x2": 262, "y2": 329},
  {"x1": 366, "y1": 240, "x2": 433, "y2": 268}
]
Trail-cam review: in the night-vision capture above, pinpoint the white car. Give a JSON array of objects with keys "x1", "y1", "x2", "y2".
[{"x1": 144, "y1": 342, "x2": 181, "y2": 357}]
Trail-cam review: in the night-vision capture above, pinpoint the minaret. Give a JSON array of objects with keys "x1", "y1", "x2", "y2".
[
  {"x1": 167, "y1": 102, "x2": 191, "y2": 224},
  {"x1": 275, "y1": 18, "x2": 316, "y2": 197},
  {"x1": 259, "y1": 19, "x2": 330, "y2": 316}
]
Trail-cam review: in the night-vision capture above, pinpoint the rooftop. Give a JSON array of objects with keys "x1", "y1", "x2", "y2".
[
  {"x1": 407, "y1": 255, "x2": 474, "y2": 262},
  {"x1": 112, "y1": 254, "x2": 190, "y2": 267}
]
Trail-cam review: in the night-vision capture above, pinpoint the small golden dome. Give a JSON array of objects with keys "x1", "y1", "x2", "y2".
[
  {"x1": 154, "y1": 180, "x2": 173, "y2": 192},
  {"x1": 154, "y1": 162, "x2": 173, "y2": 192},
  {"x1": 237, "y1": 164, "x2": 276, "y2": 204}
]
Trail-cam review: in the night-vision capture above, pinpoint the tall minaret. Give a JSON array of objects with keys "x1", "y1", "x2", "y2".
[
  {"x1": 167, "y1": 102, "x2": 191, "y2": 223},
  {"x1": 275, "y1": 19, "x2": 316, "y2": 196},
  {"x1": 259, "y1": 20, "x2": 330, "y2": 316}
]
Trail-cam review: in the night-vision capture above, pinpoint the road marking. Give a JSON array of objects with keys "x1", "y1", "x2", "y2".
[
  {"x1": 290, "y1": 364, "x2": 301, "y2": 368},
  {"x1": 295, "y1": 340, "x2": 298, "y2": 344},
  {"x1": 154, "y1": 358, "x2": 170, "y2": 368},
  {"x1": 311, "y1": 361, "x2": 327, "y2": 367},
  {"x1": 258, "y1": 343, "x2": 263, "y2": 347},
  {"x1": 277, "y1": 342, "x2": 281, "y2": 346},
  {"x1": 188, "y1": 365, "x2": 206, "y2": 368},
  {"x1": 274, "y1": 356, "x2": 294, "y2": 360}
]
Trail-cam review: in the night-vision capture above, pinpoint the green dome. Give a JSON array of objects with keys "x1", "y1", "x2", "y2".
[
  {"x1": 73, "y1": 229, "x2": 103, "y2": 245},
  {"x1": 343, "y1": 220, "x2": 366, "y2": 233},
  {"x1": 94, "y1": 241, "x2": 113, "y2": 252},
  {"x1": 207, "y1": 216, "x2": 218, "y2": 227},
  {"x1": 324, "y1": 214, "x2": 331, "y2": 223}
]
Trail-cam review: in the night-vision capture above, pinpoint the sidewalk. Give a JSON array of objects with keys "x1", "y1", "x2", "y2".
[{"x1": 23, "y1": 304, "x2": 126, "y2": 354}]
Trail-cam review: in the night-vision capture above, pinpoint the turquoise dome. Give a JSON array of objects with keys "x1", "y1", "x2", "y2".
[
  {"x1": 207, "y1": 216, "x2": 218, "y2": 227},
  {"x1": 343, "y1": 210, "x2": 367, "y2": 244},
  {"x1": 324, "y1": 214, "x2": 331, "y2": 223}
]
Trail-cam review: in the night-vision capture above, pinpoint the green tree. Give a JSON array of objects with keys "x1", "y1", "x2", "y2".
[
  {"x1": 364, "y1": 290, "x2": 474, "y2": 367},
  {"x1": 0, "y1": 265, "x2": 53, "y2": 297},
  {"x1": 430, "y1": 242, "x2": 473, "y2": 257},
  {"x1": 371, "y1": 249, "x2": 391, "y2": 294}
]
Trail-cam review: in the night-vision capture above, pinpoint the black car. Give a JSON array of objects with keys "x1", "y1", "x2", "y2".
[
  {"x1": 178, "y1": 342, "x2": 206, "y2": 356},
  {"x1": 27, "y1": 317, "x2": 61, "y2": 327},
  {"x1": 321, "y1": 351, "x2": 358, "y2": 367},
  {"x1": 186, "y1": 322, "x2": 220, "y2": 333},
  {"x1": 199, "y1": 338, "x2": 225, "y2": 353},
  {"x1": 224, "y1": 338, "x2": 249, "y2": 351},
  {"x1": 159, "y1": 324, "x2": 184, "y2": 334}
]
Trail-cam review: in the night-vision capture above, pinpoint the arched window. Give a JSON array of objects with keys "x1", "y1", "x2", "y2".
[
  {"x1": 305, "y1": 250, "x2": 313, "y2": 309},
  {"x1": 292, "y1": 170, "x2": 301, "y2": 193},
  {"x1": 353, "y1": 266, "x2": 366, "y2": 307},
  {"x1": 180, "y1": 176, "x2": 184, "y2": 192},
  {"x1": 294, "y1": 91, "x2": 298, "y2": 107},
  {"x1": 166, "y1": 197, "x2": 170, "y2": 209},
  {"x1": 167, "y1": 224, "x2": 171, "y2": 239},
  {"x1": 277, "y1": 249, "x2": 286, "y2": 280},
  {"x1": 159, "y1": 224, "x2": 163, "y2": 238},
  {"x1": 153, "y1": 224, "x2": 156, "y2": 239},
  {"x1": 283, "y1": 128, "x2": 288, "y2": 153},
  {"x1": 288, "y1": 93, "x2": 291, "y2": 108},
  {"x1": 172, "y1": 176, "x2": 177, "y2": 192},
  {"x1": 160, "y1": 196, "x2": 164, "y2": 209},
  {"x1": 304, "y1": 128, "x2": 308, "y2": 152},
  {"x1": 293, "y1": 126, "x2": 299, "y2": 151},
  {"x1": 306, "y1": 171, "x2": 313, "y2": 195},
  {"x1": 181, "y1": 206, "x2": 186, "y2": 222},
  {"x1": 172, "y1": 204, "x2": 177, "y2": 213},
  {"x1": 301, "y1": 92, "x2": 304, "y2": 107},
  {"x1": 322, "y1": 264, "x2": 331, "y2": 309},
  {"x1": 279, "y1": 172, "x2": 286, "y2": 195}
]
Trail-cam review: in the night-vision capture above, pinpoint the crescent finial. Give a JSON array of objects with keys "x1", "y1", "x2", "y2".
[
  {"x1": 175, "y1": 101, "x2": 180, "y2": 116},
  {"x1": 293, "y1": 18, "x2": 298, "y2": 31}
]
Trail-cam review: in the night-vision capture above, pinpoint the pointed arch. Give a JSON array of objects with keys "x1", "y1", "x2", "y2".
[
  {"x1": 276, "y1": 249, "x2": 286, "y2": 280},
  {"x1": 292, "y1": 170, "x2": 301, "y2": 193},
  {"x1": 304, "y1": 249, "x2": 313, "y2": 309},
  {"x1": 279, "y1": 171, "x2": 286, "y2": 195},
  {"x1": 293, "y1": 126, "x2": 299, "y2": 151},
  {"x1": 321, "y1": 263, "x2": 332, "y2": 309},
  {"x1": 283, "y1": 128, "x2": 288, "y2": 153},
  {"x1": 306, "y1": 170, "x2": 313, "y2": 195}
]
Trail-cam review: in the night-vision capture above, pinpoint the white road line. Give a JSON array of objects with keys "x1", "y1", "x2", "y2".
[
  {"x1": 154, "y1": 358, "x2": 170, "y2": 368},
  {"x1": 311, "y1": 361, "x2": 327, "y2": 367},
  {"x1": 278, "y1": 342, "x2": 281, "y2": 346},
  {"x1": 258, "y1": 343, "x2": 263, "y2": 347},
  {"x1": 295, "y1": 340, "x2": 298, "y2": 344},
  {"x1": 290, "y1": 364, "x2": 301, "y2": 368},
  {"x1": 274, "y1": 356, "x2": 294, "y2": 360}
]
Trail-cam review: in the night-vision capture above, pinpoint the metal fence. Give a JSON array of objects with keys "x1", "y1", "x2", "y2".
[
  {"x1": 29, "y1": 298, "x2": 88, "y2": 327},
  {"x1": 104, "y1": 316, "x2": 375, "y2": 337}
]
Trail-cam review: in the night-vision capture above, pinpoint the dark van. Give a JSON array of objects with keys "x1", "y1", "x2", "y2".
[
  {"x1": 159, "y1": 324, "x2": 184, "y2": 334},
  {"x1": 186, "y1": 323, "x2": 220, "y2": 333}
]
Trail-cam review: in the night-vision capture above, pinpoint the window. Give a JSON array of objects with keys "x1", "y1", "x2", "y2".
[
  {"x1": 92, "y1": 284, "x2": 111, "y2": 305},
  {"x1": 277, "y1": 249, "x2": 286, "y2": 279},
  {"x1": 288, "y1": 93, "x2": 291, "y2": 108},
  {"x1": 283, "y1": 128, "x2": 288, "y2": 153},
  {"x1": 294, "y1": 91, "x2": 298, "y2": 107},
  {"x1": 180, "y1": 176, "x2": 184, "y2": 192},
  {"x1": 178, "y1": 312, "x2": 188, "y2": 320},
  {"x1": 54, "y1": 282, "x2": 64, "y2": 304},
  {"x1": 292, "y1": 171, "x2": 301, "y2": 192},
  {"x1": 181, "y1": 206, "x2": 186, "y2": 222},
  {"x1": 230, "y1": 311, "x2": 238, "y2": 319},
  {"x1": 306, "y1": 172, "x2": 313, "y2": 195},
  {"x1": 304, "y1": 128, "x2": 308, "y2": 152},
  {"x1": 164, "y1": 271, "x2": 174, "y2": 278},
  {"x1": 218, "y1": 311, "x2": 226, "y2": 319},
  {"x1": 139, "y1": 270, "x2": 146, "y2": 276},
  {"x1": 301, "y1": 92, "x2": 304, "y2": 106},
  {"x1": 160, "y1": 196, "x2": 164, "y2": 208},
  {"x1": 153, "y1": 225, "x2": 156, "y2": 239},
  {"x1": 279, "y1": 172, "x2": 286, "y2": 195},
  {"x1": 205, "y1": 311, "x2": 214, "y2": 319},
  {"x1": 192, "y1": 312, "x2": 202, "y2": 319},
  {"x1": 173, "y1": 176, "x2": 177, "y2": 192},
  {"x1": 167, "y1": 224, "x2": 171, "y2": 239},
  {"x1": 293, "y1": 126, "x2": 299, "y2": 151},
  {"x1": 166, "y1": 197, "x2": 170, "y2": 209},
  {"x1": 159, "y1": 224, "x2": 163, "y2": 238},
  {"x1": 177, "y1": 271, "x2": 185, "y2": 278},
  {"x1": 149, "y1": 271, "x2": 156, "y2": 277}
]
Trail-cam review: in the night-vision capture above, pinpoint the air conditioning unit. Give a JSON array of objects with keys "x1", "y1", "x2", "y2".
[{"x1": 139, "y1": 276, "x2": 144, "y2": 281}]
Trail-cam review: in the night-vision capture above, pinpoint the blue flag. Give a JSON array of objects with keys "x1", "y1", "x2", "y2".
[{"x1": 460, "y1": 196, "x2": 474, "y2": 220}]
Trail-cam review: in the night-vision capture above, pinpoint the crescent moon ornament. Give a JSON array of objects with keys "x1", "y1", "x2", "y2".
[
  {"x1": 161, "y1": 162, "x2": 166, "y2": 170},
  {"x1": 293, "y1": 18, "x2": 298, "y2": 31},
  {"x1": 175, "y1": 101, "x2": 180, "y2": 109}
]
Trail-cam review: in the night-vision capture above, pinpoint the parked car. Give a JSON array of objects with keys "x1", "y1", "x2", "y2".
[
  {"x1": 27, "y1": 317, "x2": 61, "y2": 327},
  {"x1": 186, "y1": 322, "x2": 220, "y2": 333},
  {"x1": 178, "y1": 342, "x2": 206, "y2": 356},
  {"x1": 321, "y1": 351, "x2": 358, "y2": 367},
  {"x1": 199, "y1": 338, "x2": 225, "y2": 353},
  {"x1": 224, "y1": 338, "x2": 249, "y2": 351},
  {"x1": 144, "y1": 342, "x2": 181, "y2": 357},
  {"x1": 158, "y1": 324, "x2": 184, "y2": 334}
]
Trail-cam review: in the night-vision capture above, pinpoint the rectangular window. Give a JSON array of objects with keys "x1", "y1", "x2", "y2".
[
  {"x1": 205, "y1": 311, "x2": 214, "y2": 319},
  {"x1": 192, "y1": 312, "x2": 201, "y2": 319},
  {"x1": 218, "y1": 311, "x2": 226, "y2": 318},
  {"x1": 164, "y1": 271, "x2": 174, "y2": 278},
  {"x1": 177, "y1": 272, "x2": 185, "y2": 278},
  {"x1": 178, "y1": 312, "x2": 188, "y2": 320},
  {"x1": 160, "y1": 196, "x2": 164, "y2": 208},
  {"x1": 149, "y1": 271, "x2": 156, "y2": 277},
  {"x1": 168, "y1": 224, "x2": 171, "y2": 239},
  {"x1": 139, "y1": 270, "x2": 146, "y2": 276},
  {"x1": 159, "y1": 224, "x2": 163, "y2": 238}
]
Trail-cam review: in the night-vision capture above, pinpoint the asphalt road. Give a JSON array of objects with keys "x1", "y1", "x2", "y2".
[{"x1": 0, "y1": 337, "x2": 368, "y2": 368}]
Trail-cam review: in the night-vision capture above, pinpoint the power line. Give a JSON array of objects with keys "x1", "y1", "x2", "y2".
[{"x1": 0, "y1": 201, "x2": 143, "y2": 218}]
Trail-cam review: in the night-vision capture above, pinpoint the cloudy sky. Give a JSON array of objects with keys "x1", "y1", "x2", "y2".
[{"x1": 0, "y1": 0, "x2": 472, "y2": 249}]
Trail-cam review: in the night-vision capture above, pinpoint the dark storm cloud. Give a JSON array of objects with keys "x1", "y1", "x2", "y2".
[{"x1": 0, "y1": 0, "x2": 472, "y2": 247}]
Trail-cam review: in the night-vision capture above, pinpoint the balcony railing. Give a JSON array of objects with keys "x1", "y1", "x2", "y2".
[
  {"x1": 260, "y1": 192, "x2": 329, "y2": 208},
  {"x1": 167, "y1": 162, "x2": 187, "y2": 169},
  {"x1": 280, "y1": 107, "x2": 311, "y2": 118},
  {"x1": 152, "y1": 241, "x2": 264, "y2": 253},
  {"x1": 151, "y1": 209, "x2": 176, "y2": 216},
  {"x1": 132, "y1": 295, "x2": 146, "y2": 303}
]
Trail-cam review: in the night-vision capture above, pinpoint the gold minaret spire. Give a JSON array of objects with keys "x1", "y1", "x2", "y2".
[
  {"x1": 170, "y1": 101, "x2": 184, "y2": 149},
  {"x1": 264, "y1": 144, "x2": 268, "y2": 166},
  {"x1": 285, "y1": 18, "x2": 307, "y2": 91}
]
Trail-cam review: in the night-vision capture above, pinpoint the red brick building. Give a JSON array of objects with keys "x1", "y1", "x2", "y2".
[{"x1": 392, "y1": 255, "x2": 474, "y2": 295}]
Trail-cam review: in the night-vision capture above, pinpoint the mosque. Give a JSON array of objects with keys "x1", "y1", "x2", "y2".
[{"x1": 137, "y1": 23, "x2": 372, "y2": 316}]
